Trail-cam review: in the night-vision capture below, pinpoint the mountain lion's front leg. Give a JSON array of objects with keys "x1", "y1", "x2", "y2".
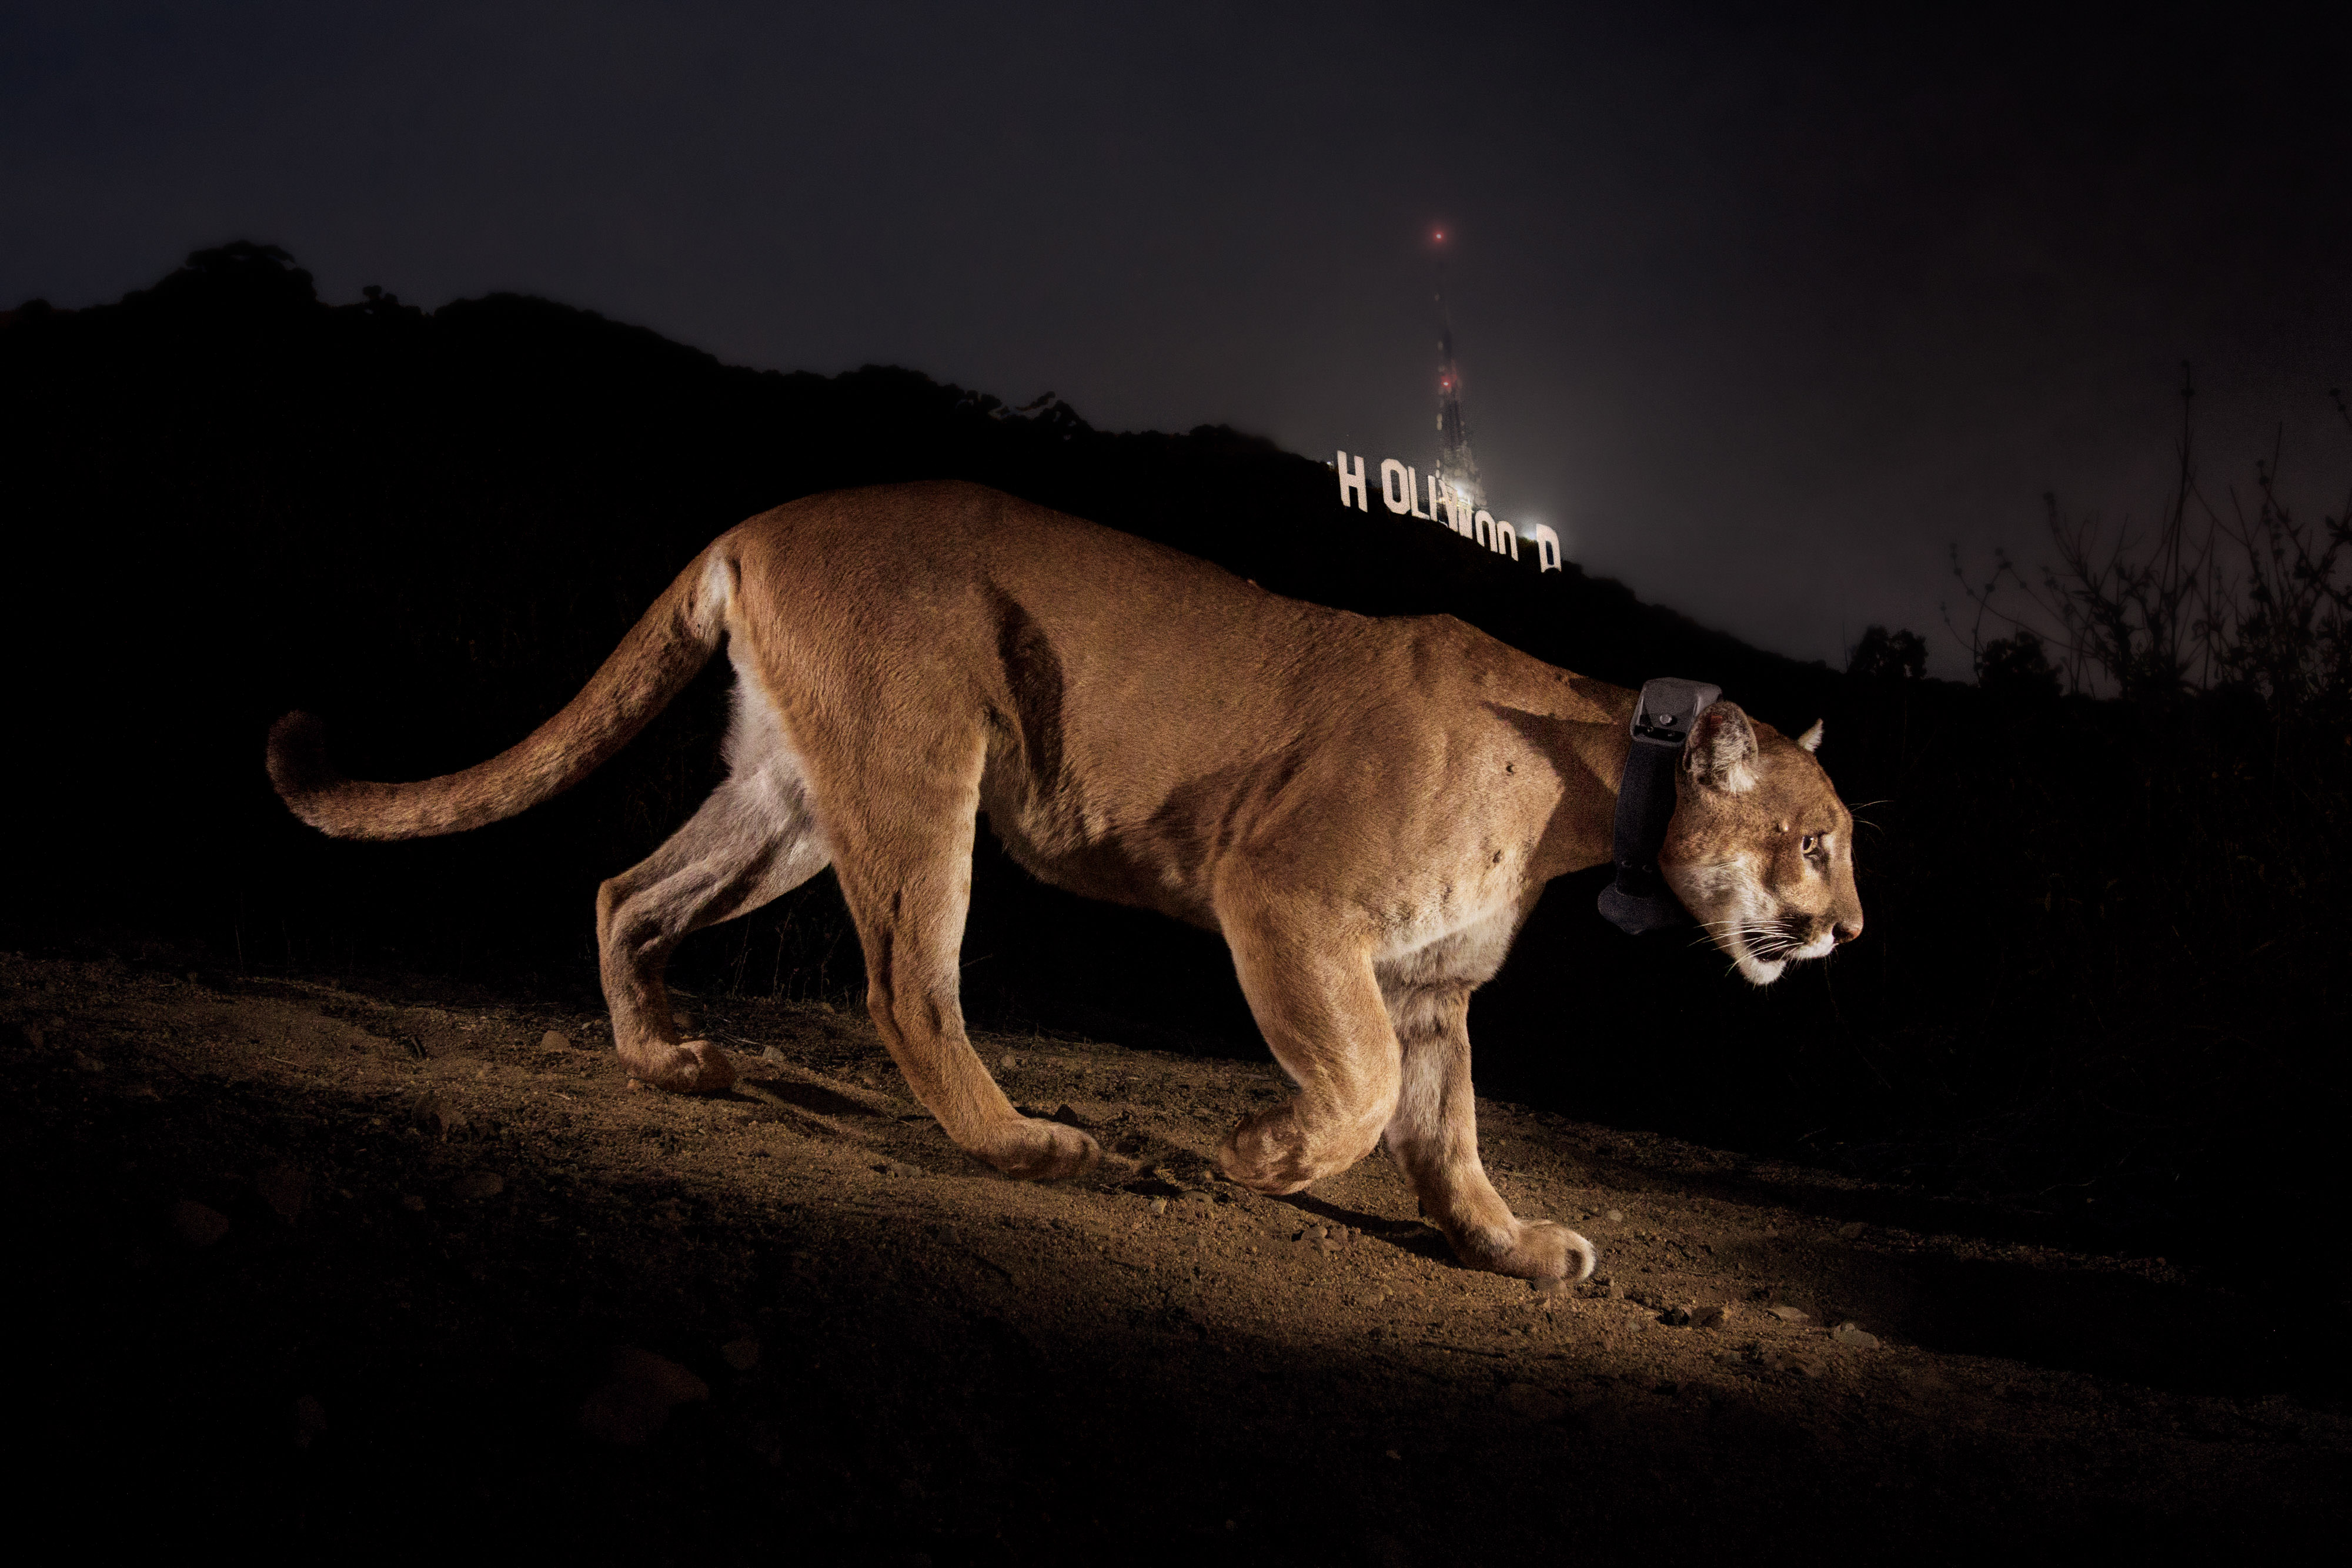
[
  {"x1": 1212, "y1": 889, "x2": 1402, "y2": 1194},
  {"x1": 1382, "y1": 984, "x2": 1595, "y2": 1281}
]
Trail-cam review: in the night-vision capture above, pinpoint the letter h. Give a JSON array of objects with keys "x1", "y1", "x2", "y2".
[{"x1": 1335, "y1": 451, "x2": 1368, "y2": 511}]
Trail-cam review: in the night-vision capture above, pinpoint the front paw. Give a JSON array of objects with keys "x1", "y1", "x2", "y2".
[
  {"x1": 1215, "y1": 1106, "x2": 1314, "y2": 1195},
  {"x1": 971, "y1": 1116, "x2": 1100, "y2": 1181},
  {"x1": 1454, "y1": 1218, "x2": 1596, "y2": 1282}
]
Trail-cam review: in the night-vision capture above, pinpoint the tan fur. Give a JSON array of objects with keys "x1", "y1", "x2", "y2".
[{"x1": 266, "y1": 482, "x2": 1862, "y2": 1278}]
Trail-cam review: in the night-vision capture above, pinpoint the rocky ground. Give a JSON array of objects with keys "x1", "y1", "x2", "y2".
[{"x1": 9, "y1": 948, "x2": 2345, "y2": 1562}]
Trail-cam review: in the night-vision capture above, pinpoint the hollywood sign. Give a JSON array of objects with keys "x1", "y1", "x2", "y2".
[{"x1": 1334, "y1": 450, "x2": 1562, "y2": 573}]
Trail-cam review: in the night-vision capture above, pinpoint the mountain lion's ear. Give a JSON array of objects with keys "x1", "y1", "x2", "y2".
[
  {"x1": 1797, "y1": 719, "x2": 1824, "y2": 754},
  {"x1": 1685, "y1": 702, "x2": 1759, "y2": 793}
]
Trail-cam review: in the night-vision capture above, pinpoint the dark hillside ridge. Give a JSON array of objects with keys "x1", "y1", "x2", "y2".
[{"x1": 5, "y1": 245, "x2": 2343, "y2": 1297}]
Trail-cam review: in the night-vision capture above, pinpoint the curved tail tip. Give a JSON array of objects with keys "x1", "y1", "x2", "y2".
[{"x1": 266, "y1": 710, "x2": 340, "y2": 826}]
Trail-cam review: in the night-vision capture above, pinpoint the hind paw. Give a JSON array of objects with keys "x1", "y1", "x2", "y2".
[
  {"x1": 627, "y1": 1039, "x2": 739, "y2": 1096},
  {"x1": 970, "y1": 1116, "x2": 1100, "y2": 1181}
]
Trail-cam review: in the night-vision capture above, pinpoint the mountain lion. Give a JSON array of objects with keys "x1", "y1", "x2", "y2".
[{"x1": 268, "y1": 482, "x2": 1862, "y2": 1279}]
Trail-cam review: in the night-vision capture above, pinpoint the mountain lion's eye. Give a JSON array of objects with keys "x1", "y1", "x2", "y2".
[{"x1": 1800, "y1": 833, "x2": 1820, "y2": 855}]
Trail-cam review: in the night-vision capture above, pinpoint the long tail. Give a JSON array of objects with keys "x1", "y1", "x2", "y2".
[{"x1": 266, "y1": 547, "x2": 736, "y2": 840}]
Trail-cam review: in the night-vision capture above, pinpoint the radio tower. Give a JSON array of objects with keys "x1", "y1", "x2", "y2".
[{"x1": 1431, "y1": 229, "x2": 1485, "y2": 515}]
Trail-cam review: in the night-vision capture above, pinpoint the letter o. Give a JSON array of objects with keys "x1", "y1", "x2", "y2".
[{"x1": 1379, "y1": 459, "x2": 1412, "y2": 514}]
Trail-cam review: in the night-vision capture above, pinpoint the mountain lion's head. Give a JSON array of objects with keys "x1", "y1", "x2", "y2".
[{"x1": 1660, "y1": 702, "x2": 1864, "y2": 985}]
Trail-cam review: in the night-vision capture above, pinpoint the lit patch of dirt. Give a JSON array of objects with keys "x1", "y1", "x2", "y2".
[{"x1": 7, "y1": 951, "x2": 2343, "y2": 1560}]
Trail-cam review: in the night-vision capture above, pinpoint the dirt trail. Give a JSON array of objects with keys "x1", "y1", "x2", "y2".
[{"x1": 9, "y1": 950, "x2": 2344, "y2": 1561}]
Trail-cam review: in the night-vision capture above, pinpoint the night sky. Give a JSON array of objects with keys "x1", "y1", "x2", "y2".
[{"x1": 6, "y1": 3, "x2": 2345, "y2": 675}]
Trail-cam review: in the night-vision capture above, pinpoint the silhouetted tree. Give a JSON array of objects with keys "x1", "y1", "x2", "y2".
[
  {"x1": 1975, "y1": 629, "x2": 2060, "y2": 700},
  {"x1": 1847, "y1": 624, "x2": 1927, "y2": 681}
]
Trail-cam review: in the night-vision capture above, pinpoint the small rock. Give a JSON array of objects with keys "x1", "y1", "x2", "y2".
[
  {"x1": 400, "y1": 1194, "x2": 427, "y2": 1213},
  {"x1": 171, "y1": 1199, "x2": 230, "y2": 1248},
  {"x1": 720, "y1": 1336, "x2": 761, "y2": 1372},
  {"x1": 579, "y1": 1346, "x2": 710, "y2": 1445},
  {"x1": 1836, "y1": 1221, "x2": 1867, "y2": 1240},
  {"x1": 70, "y1": 1051, "x2": 105, "y2": 1074},
  {"x1": 449, "y1": 1171, "x2": 505, "y2": 1201},
  {"x1": 1696, "y1": 1303, "x2": 1732, "y2": 1329},
  {"x1": 1182, "y1": 1191, "x2": 1212, "y2": 1208},
  {"x1": 1661, "y1": 1305, "x2": 1692, "y2": 1328},
  {"x1": 415, "y1": 1096, "x2": 469, "y2": 1139},
  {"x1": 256, "y1": 1164, "x2": 310, "y2": 1223},
  {"x1": 292, "y1": 1394, "x2": 329, "y2": 1450},
  {"x1": 1148, "y1": 1198, "x2": 1167, "y2": 1216},
  {"x1": 1311, "y1": 1225, "x2": 1329, "y2": 1241},
  {"x1": 1000, "y1": 1053, "x2": 1022, "y2": 1069},
  {"x1": 1768, "y1": 1305, "x2": 1810, "y2": 1324},
  {"x1": 1832, "y1": 1323, "x2": 1882, "y2": 1349},
  {"x1": 1605, "y1": 1209, "x2": 1624, "y2": 1223},
  {"x1": 539, "y1": 1030, "x2": 572, "y2": 1052}
]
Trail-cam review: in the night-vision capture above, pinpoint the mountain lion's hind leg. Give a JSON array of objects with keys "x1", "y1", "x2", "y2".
[
  {"x1": 1381, "y1": 982, "x2": 1595, "y2": 1281},
  {"x1": 596, "y1": 744, "x2": 830, "y2": 1095},
  {"x1": 823, "y1": 736, "x2": 1098, "y2": 1181}
]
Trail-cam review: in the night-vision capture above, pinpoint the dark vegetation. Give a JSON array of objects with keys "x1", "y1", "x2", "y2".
[{"x1": 6, "y1": 243, "x2": 2346, "y2": 1303}]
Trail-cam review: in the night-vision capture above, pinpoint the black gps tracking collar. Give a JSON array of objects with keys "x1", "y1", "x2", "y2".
[{"x1": 1595, "y1": 677, "x2": 1722, "y2": 935}]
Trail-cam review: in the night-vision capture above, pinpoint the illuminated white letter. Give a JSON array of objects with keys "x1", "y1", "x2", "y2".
[
  {"x1": 1474, "y1": 509, "x2": 1496, "y2": 550},
  {"x1": 1426, "y1": 473, "x2": 1454, "y2": 530},
  {"x1": 1379, "y1": 459, "x2": 1411, "y2": 514},
  {"x1": 1531, "y1": 523, "x2": 1562, "y2": 573},
  {"x1": 1494, "y1": 520, "x2": 1520, "y2": 560},
  {"x1": 1335, "y1": 450, "x2": 1367, "y2": 511},
  {"x1": 1407, "y1": 467, "x2": 1432, "y2": 521}
]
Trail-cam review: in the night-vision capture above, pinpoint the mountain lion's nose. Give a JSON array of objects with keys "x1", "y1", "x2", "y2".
[{"x1": 1833, "y1": 917, "x2": 1864, "y2": 945}]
